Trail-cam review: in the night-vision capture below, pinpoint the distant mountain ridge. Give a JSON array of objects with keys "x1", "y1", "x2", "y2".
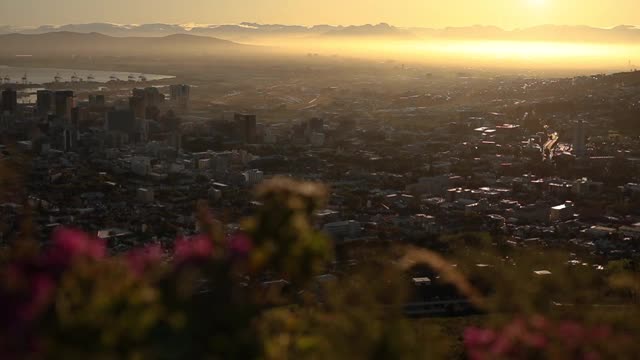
[
  {"x1": 0, "y1": 32, "x2": 250, "y2": 56},
  {"x1": 2, "y1": 23, "x2": 640, "y2": 43}
]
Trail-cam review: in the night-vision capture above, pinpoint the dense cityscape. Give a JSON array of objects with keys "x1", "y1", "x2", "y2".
[
  {"x1": 2, "y1": 1, "x2": 640, "y2": 358},
  {"x1": 2, "y1": 65, "x2": 640, "y2": 311}
]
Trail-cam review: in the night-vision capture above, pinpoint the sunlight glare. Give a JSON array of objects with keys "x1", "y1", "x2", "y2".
[{"x1": 529, "y1": 0, "x2": 546, "y2": 7}]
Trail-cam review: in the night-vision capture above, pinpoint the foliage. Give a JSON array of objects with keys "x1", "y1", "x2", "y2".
[{"x1": 0, "y1": 178, "x2": 639, "y2": 359}]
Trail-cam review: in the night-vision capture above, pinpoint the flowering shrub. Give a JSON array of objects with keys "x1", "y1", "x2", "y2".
[
  {"x1": 0, "y1": 177, "x2": 334, "y2": 359},
  {"x1": 465, "y1": 316, "x2": 634, "y2": 360},
  {"x1": 0, "y1": 177, "x2": 638, "y2": 359}
]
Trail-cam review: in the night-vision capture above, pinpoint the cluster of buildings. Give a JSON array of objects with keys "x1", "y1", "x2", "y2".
[{"x1": 1, "y1": 68, "x2": 640, "y2": 300}]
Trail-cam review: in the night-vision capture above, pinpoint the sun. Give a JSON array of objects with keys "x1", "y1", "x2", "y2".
[{"x1": 528, "y1": 0, "x2": 546, "y2": 6}]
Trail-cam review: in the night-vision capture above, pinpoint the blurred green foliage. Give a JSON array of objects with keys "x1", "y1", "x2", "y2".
[{"x1": 0, "y1": 177, "x2": 638, "y2": 359}]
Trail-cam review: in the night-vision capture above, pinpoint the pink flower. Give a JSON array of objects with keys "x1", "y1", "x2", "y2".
[
  {"x1": 46, "y1": 227, "x2": 106, "y2": 267},
  {"x1": 127, "y1": 244, "x2": 164, "y2": 275},
  {"x1": 522, "y1": 332, "x2": 548, "y2": 349},
  {"x1": 529, "y1": 314, "x2": 549, "y2": 331},
  {"x1": 588, "y1": 326, "x2": 612, "y2": 342},
  {"x1": 228, "y1": 233, "x2": 253, "y2": 258},
  {"x1": 490, "y1": 333, "x2": 514, "y2": 356},
  {"x1": 464, "y1": 327, "x2": 497, "y2": 348},
  {"x1": 0, "y1": 265, "x2": 55, "y2": 327},
  {"x1": 174, "y1": 235, "x2": 213, "y2": 264},
  {"x1": 19, "y1": 274, "x2": 55, "y2": 322},
  {"x1": 558, "y1": 321, "x2": 585, "y2": 348}
]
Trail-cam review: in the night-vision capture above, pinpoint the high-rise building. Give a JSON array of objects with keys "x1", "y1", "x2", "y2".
[
  {"x1": 89, "y1": 94, "x2": 106, "y2": 107},
  {"x1": 161, "y1": 110, "x2": 180, "y2": 131},
  {"x1": 234, "y1": 113, "x2": 257, "y2": 143},
  {"x1": 170, "y1": 84, "x2": 191, "y2": 101},
  {"x1": 169, "y1": 132, "x2": 182, "y2": 152},
  {"x1": 62, "y1": 127, "x2": 77, "y2": 152},
  {"x1": 36, "y1": 90, "x2": 54, "y2": 116},
  {"x1": 573, "y1": 120, "x2": 586, "y2": 158},
  {"x1": 1, "y1": 88, "x2": 18, "y2": 114},
  {"x1": 170, "y1": 84, "x2": 191, "y2": 111},
  {"x1": 129, "y1": 96, "x2": 146, "y2": 119},
  {"x1": 54, "y1": 90, "x2": 74, "y2": 120},
  {"x1": 71, "y1": 107, "x2": 88, "y2": 128},
  {"x1": 133, "y1": 87, "x2": 165, "y2": 108},
  {"x1": 105, "y1": 110, "x2": 136, "y2": 133}
]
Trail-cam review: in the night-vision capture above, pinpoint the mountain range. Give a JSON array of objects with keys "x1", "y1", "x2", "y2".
[
  {"x1": 0, "y1": 32, "x2": 248, "y2": 57},
  {"x1": 2, "y1": 23, "x2": 640, "y2": 43}
]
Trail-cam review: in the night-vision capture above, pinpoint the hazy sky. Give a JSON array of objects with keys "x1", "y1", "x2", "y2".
[{"x1": 1, "y1": 0, "x2": 639, "y2": 28}]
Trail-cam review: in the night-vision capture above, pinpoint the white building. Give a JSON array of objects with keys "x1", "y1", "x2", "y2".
[
  {"x1": 550, "y1": 201, "x2": 575, "y2": 222},
  {"x1": 243, "y1": 169, "x2": 264, "y2": 186},
  {"x1": 197, "y1": 158, "x2": 211, "y2": 170}
]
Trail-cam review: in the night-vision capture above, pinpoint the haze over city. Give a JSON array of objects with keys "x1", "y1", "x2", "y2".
[
  {"x1": 1, "y1": 1, "x2": 640, "y2": 360},
  {"x1": 4, "y1": 1, "x2": 640, "y2": 71}
]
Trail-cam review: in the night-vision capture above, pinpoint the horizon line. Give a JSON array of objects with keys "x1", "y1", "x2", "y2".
[{"x1": 3, "y1": 22, "x2": 640, "y2": 31}]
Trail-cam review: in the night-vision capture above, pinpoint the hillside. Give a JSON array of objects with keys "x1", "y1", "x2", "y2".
[{"x1": 0, "y1": 32, "x2": 251, "y2": 56}]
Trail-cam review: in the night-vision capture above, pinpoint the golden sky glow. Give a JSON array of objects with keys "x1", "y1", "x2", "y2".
[{"x1": 1, "y1": 0, "x2": 640, "y2": 28}]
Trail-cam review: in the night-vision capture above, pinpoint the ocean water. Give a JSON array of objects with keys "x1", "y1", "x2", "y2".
[{"x1": 0, "y1": 65, "x2": 173, "y2": 84}]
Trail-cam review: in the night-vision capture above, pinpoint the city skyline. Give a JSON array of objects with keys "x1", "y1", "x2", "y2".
[{"x1": 2, "y1": 0, "x2": 640, "y2": 29}]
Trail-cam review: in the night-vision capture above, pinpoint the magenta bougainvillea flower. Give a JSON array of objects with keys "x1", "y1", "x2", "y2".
[
  {"x1": 46, "y1": 227, "x2": 106, "y2": 268},
  {"x1": 464, "y1": 315, "x2": 621, "y2": 360},
  {"x1": 174, "y1": 235, "x2": 214, "y2": 264},
  {"x1": 227, "y1": 233, "x2": 253, "y2": 259},
  {"x1": 126, "y1": 243, "x2": 164, "y2": 275}
]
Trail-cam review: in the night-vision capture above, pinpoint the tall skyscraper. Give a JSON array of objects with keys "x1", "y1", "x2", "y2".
[
  {"x1": 105, "y1": 110, "x2": 136, "y2": 133},
  {"x1": 89, "y1": 94, "x2": 106, "y2": 107},
  {"x1": 234, "y1": 113, "x2": 257, "y2": 144},
  {"x1": 1, "y1": 88, "x2": 18, "y2": 114},
  {"x1": 129, "y1": 95, "x2": 146, "y2": 119},
  {"x1": 170, "y1": 84, "x2": 191, "y2": 110},
  {"x1": 71, "y1": 107, "x2": 88, "y2": 128},
  {"x1": 36, "y1": 90, "x2": 54, "y2": 116},
  {"x1": 54, "y1": 90, "x2": 74, "y2": 121},
  {"x1": 62, "y1": 128, "x2": 77, "y2": 152},
  {"x1": 133, "y1": 87, "x2": 165, "y2": 108},
  {"x1": 170, "y1": 84, "x2": 191, "y2": 101}
]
